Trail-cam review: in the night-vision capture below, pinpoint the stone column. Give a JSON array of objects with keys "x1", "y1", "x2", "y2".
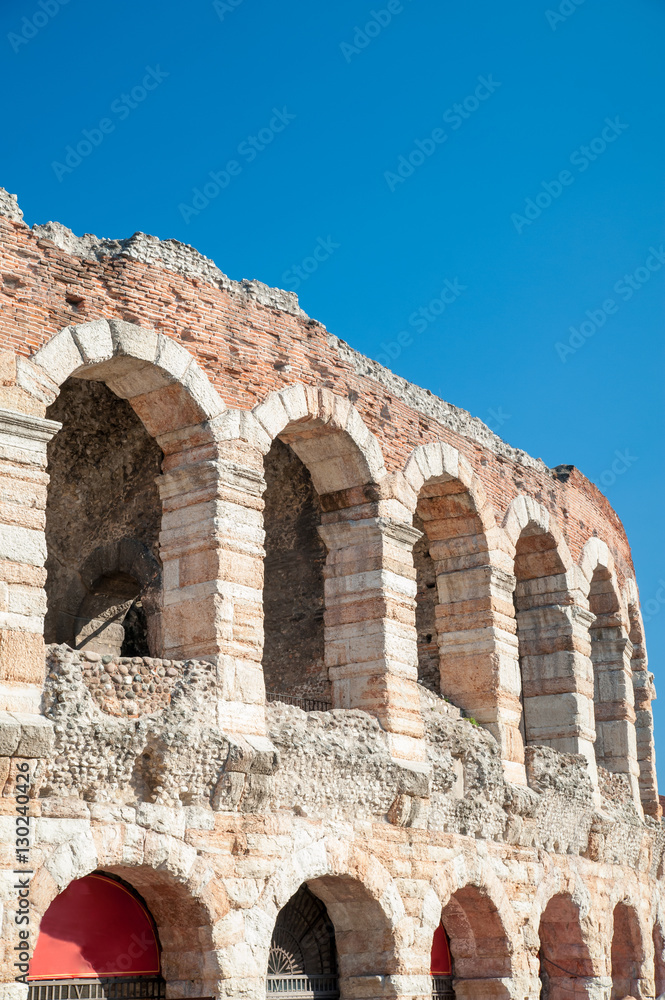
[
  {"x1": 318, "y1": 515, "x2": 426, "y2": 763},
  {"x1": 591, "y1": 624, "x2": 642, "y2": 811},
  {"x1": 518, "y1": 603, "x2": 597, "y2": 776},
  {"x1": 433, "y1": 558, "x2": 525, "y2": 783},
  {"x1": 627, "y1": 610, "x2": 660, "y2": 816},
  {"x1": 0, "y1": 408, "x2": 60, "y2": 715},
  {"x1": 158, "y1": 436, "x2": 268, "y2": 737},
  {"x1": 632, "y1": 667, "x2": 659, "y2": 817}
]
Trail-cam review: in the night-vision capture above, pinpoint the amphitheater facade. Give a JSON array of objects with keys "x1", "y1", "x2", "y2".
[{"x1": 0, "y1": 187, "x2": 662, "y2": 1000}]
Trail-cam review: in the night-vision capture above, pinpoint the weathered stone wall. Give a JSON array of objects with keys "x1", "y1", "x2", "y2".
[{"x1": 0, "y1": 190, "x2": 662, "y2": 1000}]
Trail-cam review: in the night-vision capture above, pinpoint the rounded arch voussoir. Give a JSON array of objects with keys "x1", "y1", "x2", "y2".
[
  {"x1": 251, "y1": 385, "x2": 387, "y2": 494},
  {"x1": 26, "y1": 320, "x2": 226, "y2": 443}
]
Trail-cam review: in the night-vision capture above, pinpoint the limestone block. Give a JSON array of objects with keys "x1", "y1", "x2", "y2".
[
  {"x1": 109, "y1": 318, "x2": 159, "y2": 362},
  {"x1": 0, "y1": 408, "x2": 60, "y2": 466},
  {"x1": 0, "y1": 710, "x2": 20, "y2": 754},
  {"x1": 107, "y1": 359, "x2": 175, "y2": 399},
  {"x1": 182, "y1": 360, "x2": 226, "y2": 419},
  {"x1": 71, "y1": 319, "x2": 113, "y2": 364},
  {"x1": 155, "y1": 332, "x2": 195, "y2": 381},
  {"x1": 0, "y1": 523, "x2": 46, "y2": 567},
  {"x1": 13, "y1": 358, "x2": 57, "y2": 409},
  {"x1": 32, "y1": 326, "x2": 83, "y2": 384},
  {"x1": 0, "y1": 629, "x2": 45, "y2": 686},
  {"x1": 12, "y1": 712, "x2": 54, "y2": 757},
  {"x1": 136, "y1": 803, "x2": 187, "y2": 838},
  {"x1": 7, "y1": 583, "x2": 47, "y2": 617}
]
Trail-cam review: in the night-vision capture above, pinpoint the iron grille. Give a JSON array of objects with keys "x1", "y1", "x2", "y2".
[
  {"x1": 266, "y1": 692, "x2": 332, "y2": 713},
  {"x1": 266, "y1": 975, "x2": 339, "y2": 998},
  {"x1": 432, "y1": 976, "x2": 455, "y2": 1000},
  {"x1": 28, "y1": 978, "x2": 166, "y2": 1000}
]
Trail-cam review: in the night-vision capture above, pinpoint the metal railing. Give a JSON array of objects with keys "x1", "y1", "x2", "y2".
[
  {"x1": 266, "y1": 975, "x2": 339, "y2": 998},
  {"x1": 266, "y1": 691, "x2": 332, "y2": 713},
  {"x1": 432, "y1": 976, "x2": 455, "y2": 1000},
  {"x1": 28, "y1": 978, "x2": 166, "y2": 1000}
]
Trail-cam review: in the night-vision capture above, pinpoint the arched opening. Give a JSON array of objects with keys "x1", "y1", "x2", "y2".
[
  {"x1": 439, "y1": 885, "x2": 512, "y2": 1000},
  {"x1": 45, "y1": 378, "x2": 163, "y2": 657},
  {"x1": 413, "y1": 511, "x2": 440, "y2": 694},
  {"x1": 262, "y1": 438, "x2": 329, "y2": 709},
  {"x1": 514, "y1": 525, "x2": 567, "y2": 746},
  {"x1": 413, "y1": 476, "x2": 488, "y2": 700},
  {"x1": 266, "y1": 872, "x2": 396, "y2": 1000},
  {"x1": 431, "y1": 922, "x2": 454, "y2": 1000},
  {"x1": 267, "y1": 884, "x2": 338, "y2": 999},
  {"x1": 653, "y1": 923, "x2": 665, "y2": 998},
  {"x1": 28, "y1": 873, "x2": 164, "y2": 1000},
  {"x1": 611, "y1": 903, "x2": 643, "y2": 1000},
  {"x1": 538, "y1": 894, "x2": 595, "y2": 1000}
]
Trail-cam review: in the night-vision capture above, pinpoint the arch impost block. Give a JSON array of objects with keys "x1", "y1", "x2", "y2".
[
  {"x1": 319, "y1": 517, "x2": 421, "y2": 552},
  {"x1": 0, "y1": 407, "x2": 61, "y2": 465}
]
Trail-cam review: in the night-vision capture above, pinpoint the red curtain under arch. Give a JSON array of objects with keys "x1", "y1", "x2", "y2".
[{"x1": 29, "y1": 873, "x2": 160, "y2": 981}]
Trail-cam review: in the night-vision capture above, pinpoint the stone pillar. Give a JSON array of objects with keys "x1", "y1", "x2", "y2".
[
  {"x1": 591, "y1": 623, "x2": 642, "y2": 811},
  {"x1": 158, "y1": 435, "x2": 267, "y2": 736},
  {"x1": 433, "y1": 558, "x2": 525, "y2": 783},
  {"x1": 318, "y1": 515, "x2": 426, "y2": 763},
  {"x1": 633, "y1": 667, "x2": 659, "y2": 817},
  {"x1": 0, "y1": 408, "x2": 60, "y2": 714},
  {"x1": 518, "y1": 603, "x2": 597, "y2": 776}
]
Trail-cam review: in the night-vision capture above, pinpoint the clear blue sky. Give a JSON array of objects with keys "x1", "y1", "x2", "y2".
[{"x1": 2, "y1": 0, "x2": 664, "y2": 772}]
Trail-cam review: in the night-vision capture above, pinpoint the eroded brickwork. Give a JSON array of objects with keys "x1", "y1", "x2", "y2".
[{"x1": 0, "y1": 190, "x2": 661, "y2": 1000}]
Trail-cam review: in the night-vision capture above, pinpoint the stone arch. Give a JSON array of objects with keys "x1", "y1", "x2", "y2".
[
  {"x1": 14, "y1": 320, "x2": 277, "y2": 735},
  {"x1": 523, "y1": 872, "x2": 604, "y2": 1000},
  {"x1": 27, "y1": 319, "x2": 226, "y2": 443},
  {"x1": 248, "y1": 842, "x2": 404, "y2": 997},
  {"x1": 538, "y1": 894, "x2": 596, "y2": 1000},
  {"x1": 611, "y1": 901, "x2": 647, "y2": 1000},
  {"x1": 503, "y1": 499, "x2": 596, "y2": 771},
  {"x1": 653, "y1": 911, "x2": 665, "y2": 998},
  {"x1": 251, "y1": 385, "x2": 387, "y2": 711},
  {"x1": 27, "y1": 827, "x2": 221, "y2": 999},
  {"x1": 424, "y1": 862, "x2": 519, "y2": 1000},
  {"x1": 250, "y1": 387, "x2": 423, "y2": 758},
  {"x1": 401, "y1": 443, "x2": 524, "y2": 777},
  {"x1": 579, "y1": 539, "x2": 641, "y2": 810},
  {"x1": 252, "y1": 384, "x2": 386, "y2": 493}
]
